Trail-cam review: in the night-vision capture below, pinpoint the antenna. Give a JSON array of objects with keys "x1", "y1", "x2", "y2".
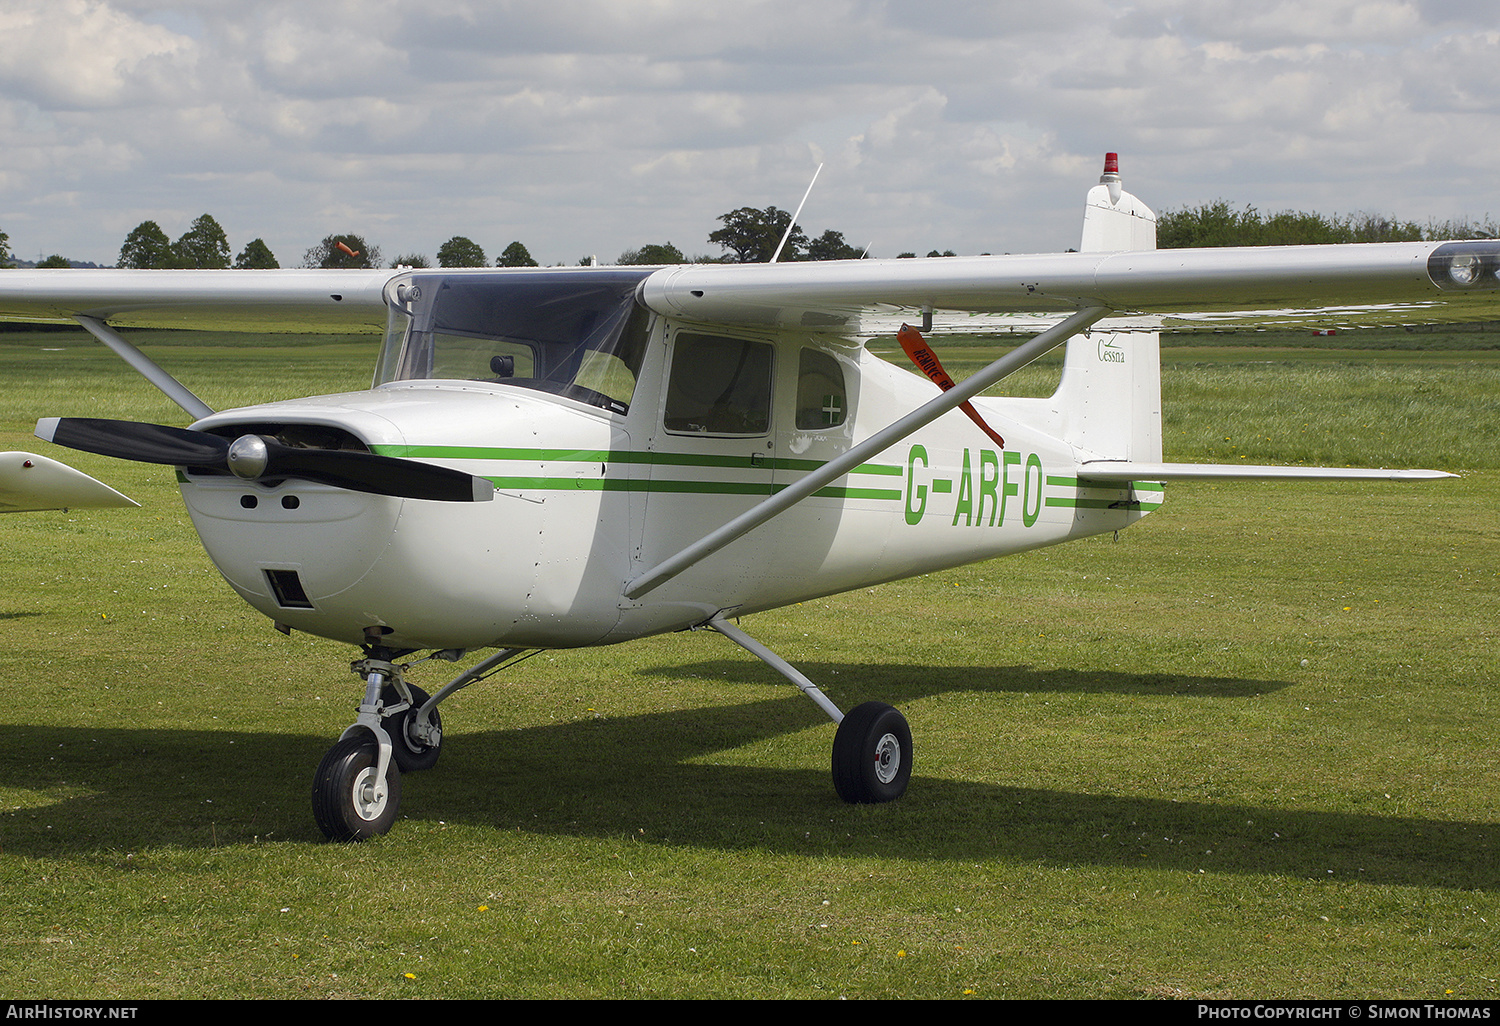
[{"x1": 770, "y1": 163, "x2": 823, "y2": 263}]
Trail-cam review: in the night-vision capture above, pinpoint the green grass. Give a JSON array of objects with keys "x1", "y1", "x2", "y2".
[{"x1": 0, "y1": 327, "x2": 1497, "y2": 999}]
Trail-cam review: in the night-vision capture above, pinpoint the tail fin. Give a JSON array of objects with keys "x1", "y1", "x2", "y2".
[{"x1": 1053, "y1": 153, "x2": 1163, "y2": 463}]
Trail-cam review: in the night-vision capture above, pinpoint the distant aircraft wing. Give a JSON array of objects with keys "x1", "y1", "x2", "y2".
[
  {"x1": 638, "y1": 241, "x2": 1500, "y2": 331},
  {"x1": 0, "y1": 452, "x2": 138, "y2": 513}
]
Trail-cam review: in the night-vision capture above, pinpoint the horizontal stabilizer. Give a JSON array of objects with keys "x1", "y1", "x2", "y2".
[{"x1": 1078, "y1": 461, "x2": 1455, "y2": 482}]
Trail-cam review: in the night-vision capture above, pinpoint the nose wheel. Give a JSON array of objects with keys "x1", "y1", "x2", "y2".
[
  {"x1": 310, "y1": 646, "x2": 529, "y2": 841},
  {"x1": 312, "y1": 735, "x2": 403, "y2": 841}
]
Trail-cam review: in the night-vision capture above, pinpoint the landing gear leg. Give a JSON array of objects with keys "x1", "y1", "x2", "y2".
[
  {"x1": 311, "y1": 644, "x2": 534, "y2": 841},
  {"x1": 707, "y1": 613, "x2": 912, "y2": 804},
  {"x1": 312, "y1": 649, "x2": 404, "y2": 841}
]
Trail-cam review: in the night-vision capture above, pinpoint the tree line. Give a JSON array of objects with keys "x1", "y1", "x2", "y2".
[{"x1": 1156, "y1": 201, "x2": 1499, "y2": 248}]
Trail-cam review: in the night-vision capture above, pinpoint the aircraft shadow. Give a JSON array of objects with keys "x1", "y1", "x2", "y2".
[
  {"x1": 643, "y1": 658, "x2": 1291, "y2": 701},
  {"x1": 0, "y1": 670, "x2": 1493, "y2": 893}
]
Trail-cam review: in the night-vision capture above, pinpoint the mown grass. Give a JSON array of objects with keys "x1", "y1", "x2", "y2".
[{"x1": 0, "y1": 326, "x2": 1496, "y2": 999}]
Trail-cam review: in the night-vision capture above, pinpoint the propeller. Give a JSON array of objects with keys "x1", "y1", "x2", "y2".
[{"x1": 35, "y1": 418, "x2": 494, "y2": 503}]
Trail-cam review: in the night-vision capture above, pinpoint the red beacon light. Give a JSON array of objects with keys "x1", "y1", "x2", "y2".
[{"x1": 1100, "y1": 152, "x2": 1122, "y2": 203}]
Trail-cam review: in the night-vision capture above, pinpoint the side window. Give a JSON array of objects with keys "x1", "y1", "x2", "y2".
[
  {"x1": 664, "y1": 333, "x2": 774, "y2": 435},
  {"x1": 796, "y1": 348, "x2": 848, "y2": 429}
]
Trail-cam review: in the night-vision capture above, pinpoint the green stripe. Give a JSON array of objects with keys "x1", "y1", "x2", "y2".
[
  {"x1": 374, "y1": 443, "x2": 900, "y2": 478},
  {"x1": 1048, "y1": 474, "x2": 1164, "y2": 492},
  {"x1": 1046, "y1": 495, "x2": 1164, "y2": 511},
  {"x1": 479, "y1": 474, "x2": 901, "y2": 501}
]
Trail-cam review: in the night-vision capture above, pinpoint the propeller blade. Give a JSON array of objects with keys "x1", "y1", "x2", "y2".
[
  {"x1": 36, "y1": 417, "x2": 229, "y2": 466},
  {"x1": 36, "y1": 417, "x2": 492, "y2": 503},
  {"x1": 260, "y1": 441, "x2": 494, "y2": 502}
]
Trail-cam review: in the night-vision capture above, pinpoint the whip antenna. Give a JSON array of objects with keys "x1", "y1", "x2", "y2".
[{"x1": 770, "y1": 163, "x2": 823, "y2": 263}]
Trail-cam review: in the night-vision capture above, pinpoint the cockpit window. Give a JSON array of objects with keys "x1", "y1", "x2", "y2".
[{"x1": 378, "y1": 270, "x2": 654, "y2": 415}]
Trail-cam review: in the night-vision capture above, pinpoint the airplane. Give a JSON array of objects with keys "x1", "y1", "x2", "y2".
[{"x1": 1, "y1": 154, "x2": 1496, "y2": 841}]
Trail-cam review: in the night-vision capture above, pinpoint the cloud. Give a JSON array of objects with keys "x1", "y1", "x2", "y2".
[{"x1": 0, "y1": 1, "x2": 1497, "y2": 266}]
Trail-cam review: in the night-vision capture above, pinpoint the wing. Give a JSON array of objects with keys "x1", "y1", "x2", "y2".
[
  {"x1": 0, "y1": 268, "x2": 396, "y2": 332},
  {"x1": 638, "y1": 241, "x2": 1500, "y2": 331},
  {"x1": 0, "y1": 452, "x2": 137, "y2": 513},
  {"x1": 6, "y1": 244, "x2": 1497, "y2": 334}
]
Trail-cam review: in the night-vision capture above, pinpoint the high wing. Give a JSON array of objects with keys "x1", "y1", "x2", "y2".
[
  {"x1": 0, "y1": 268, "x2": 394, "y2": 332},
  {"x1": 2, "y1": 242, "x2": 1498, "y2": 335},
  {"x1": 637, "y1": 241, "x2": 1500, "y2": 332}
]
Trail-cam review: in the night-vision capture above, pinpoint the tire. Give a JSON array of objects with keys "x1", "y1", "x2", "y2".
[
  {"x1": 831, "y1": 701, "x2": 912, "y2": 803},
  {"x1": 381, "y1": 684, "x2": 442, "y2": 773},
  {"x1": 312, "y1": 735, "x2": 402, "y2": 841}
]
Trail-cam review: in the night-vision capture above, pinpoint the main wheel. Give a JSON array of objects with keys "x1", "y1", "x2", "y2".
[
  {"x1": 381, "y1": 684, "x2": 442, "y2": 773},
  {"x1": 312, "y1": 735, "x2": 402, "y2": 841},
  {"x1": 831, "y1": 701, "x2": 912, "y2": 803}
]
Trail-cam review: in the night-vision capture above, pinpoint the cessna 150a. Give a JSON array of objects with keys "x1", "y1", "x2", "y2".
[{"x1": 2, "y1": 155, "x2": 1496, "y2": 840}]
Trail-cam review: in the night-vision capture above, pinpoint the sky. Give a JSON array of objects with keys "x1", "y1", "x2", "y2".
[{"x1": 1, "y1": 0, "x2": 1498, "y2": 268}]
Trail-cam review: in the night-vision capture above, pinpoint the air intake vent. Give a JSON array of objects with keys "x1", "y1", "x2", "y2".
[{"x1": 265, "y1": 569, "x2": 314, "y2": 609}]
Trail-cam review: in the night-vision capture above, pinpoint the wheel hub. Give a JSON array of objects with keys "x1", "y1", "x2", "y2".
[
  {"x1": 873, "y1": 732, "x2": 901, "y2": 784},
  {"x1": 351, "y1": 767, "x2": 388, "y2": 821}
]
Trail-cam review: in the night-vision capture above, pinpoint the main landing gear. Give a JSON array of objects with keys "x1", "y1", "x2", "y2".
[
  {"x1": 311, "y1": 620, "x2": 912, "y2": 841},
  {"x1": 707, "y1": 614, "x2": 912, "y2": 805}
]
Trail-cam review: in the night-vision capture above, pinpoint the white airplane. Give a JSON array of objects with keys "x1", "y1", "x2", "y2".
[{"x1": 1, "y1": 155, "x2": 1495, "y2": 841}]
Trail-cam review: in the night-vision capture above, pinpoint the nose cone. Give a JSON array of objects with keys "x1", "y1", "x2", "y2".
[
  {"x1": 178, "y1": 384, "x2": 631, "y2": 651},
  {"x1": 182, "y1": 393, "x2": 415, "y2": 645},
  {"x1": 182, "y1": 475, "x2": 406, "y2": 644}
]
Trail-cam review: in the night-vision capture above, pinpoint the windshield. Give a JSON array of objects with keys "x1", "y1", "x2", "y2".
[{"x1": 377, "y1": 269, "x2": 654, "y2": 415}]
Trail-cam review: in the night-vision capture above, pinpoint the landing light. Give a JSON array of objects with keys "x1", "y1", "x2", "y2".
[
  {"x1": 1448, "y1": 253, "x2": 1481, "y2": 286},
  {"x1": 1427, "y1": 241, "x2": 1500, "y2": 290}
]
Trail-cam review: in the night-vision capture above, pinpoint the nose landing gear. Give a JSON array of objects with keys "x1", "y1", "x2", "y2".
[
  {"x1": 312, "y1": 733, "x2": 402, "y2": 842},
  {"x1": 312, "y1": 644, "x2": 530, "y2": 841}
]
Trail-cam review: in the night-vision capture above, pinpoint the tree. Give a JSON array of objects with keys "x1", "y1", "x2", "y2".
[
  {"x1": 119, "y1": 221, "x2": 174, "y2": 268},
  {"x1": 172, "y1": 214, "x2": 230, "y2": 269},
  {"x1": 234, "y1": 238, "x2": 280, "y2": 269},
  {"x1": 36, "y1": 254, "x2": 72, "y2": 268},
  {"x1": 1156, "y1": 201, "x2": 1428, "y2": 248},
  {"x1": 304, "y1": 234, "x2": 382, "y2": 269},
  {"x1": 0, "y1": 225, "x2": 11, "y2": 268},
  {"x1": 709, "y1": 206, "x2": 807, "y2": 263},
  {"x1": 496, "y1": 241, "x2": 538, "y2": 267},
  {"x1": 390, "y1": 253, "x2": 431, "y2": 268},
  {"x1": 806, "y1": 230, "x2": 864, "y2": 261},
  {"x1": 617, "y1": 242, "x2": 686, "y2": 265},
  {"x1": 436, "y1": 236, "x2": 486, "y2": 267}
]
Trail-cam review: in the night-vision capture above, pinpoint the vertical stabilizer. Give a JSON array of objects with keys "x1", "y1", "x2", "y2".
[
  {"x1": 1054, "y1": 154, "x2": 1162, "y2": 463},
  {"x1": 1080, "y1": 152, "x2": 1158, "y2": 252}
]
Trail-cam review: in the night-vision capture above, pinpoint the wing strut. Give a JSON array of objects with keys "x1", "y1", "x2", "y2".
[
  {"x1": 623, "y1": 304, "x2": 1111, "y2": 600},
  {"x1": 75, "y1": 315, "x2": 215, "y2": 420}
]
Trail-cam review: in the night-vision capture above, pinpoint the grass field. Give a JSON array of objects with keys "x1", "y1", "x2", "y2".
[{"x1": 0, "y1": 325, "x2": 1496, "y2": 999}]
